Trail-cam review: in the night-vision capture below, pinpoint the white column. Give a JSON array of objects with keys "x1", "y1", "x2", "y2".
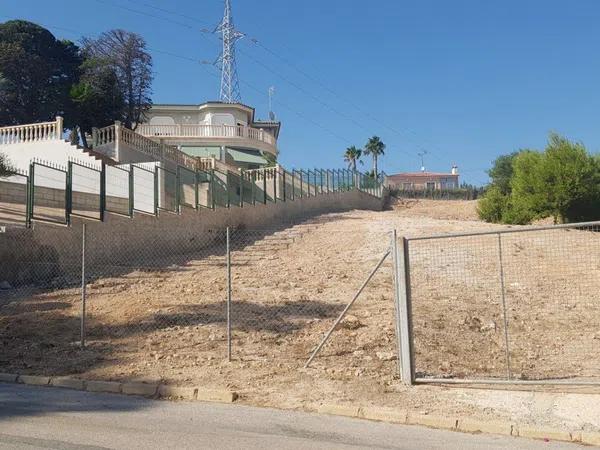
[
  {"x1": 55, "y1": 116, "x2": 64, "y2": 140},
  {"x1": 114, "y1": 121, "x2": 122, "y2": 160}
]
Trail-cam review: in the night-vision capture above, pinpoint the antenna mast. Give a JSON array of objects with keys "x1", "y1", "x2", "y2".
[
  {"x1": 215, "y1": 0, "x2": 243, "y2": 103},
  {"x1": 268, "y1": 86, "x2": 275, "y2": 120},
  {"x1": 418, "y1": 151, "x2": 428, "y2": 172}
]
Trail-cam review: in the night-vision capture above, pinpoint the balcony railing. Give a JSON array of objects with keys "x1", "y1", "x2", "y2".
[
  {"x1": 137, "y1": 124, "x2": 277, "y2": 147},
  {"x1": 0, "y1": 117, "x2": 63, "y2": 145},
  {"x1": 92, "y1": 123, "x2": 198, "y2": 170}
]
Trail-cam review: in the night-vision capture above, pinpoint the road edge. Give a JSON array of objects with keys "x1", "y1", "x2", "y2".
[
  {"x1": 2, "y1": 373, "x2": 598, "y2": 447},
  {"x1": 0, "y1": 373, "x2": 238, "y2": 403}
]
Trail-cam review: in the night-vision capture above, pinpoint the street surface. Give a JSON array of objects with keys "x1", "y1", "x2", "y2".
[{"x1": 0, "y1": 383, "x2": 582, "y2": 449}]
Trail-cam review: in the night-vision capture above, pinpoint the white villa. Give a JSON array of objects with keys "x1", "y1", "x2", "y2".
[{"x1": 138, "y1": 102, "x2": 281, "y2": 170}]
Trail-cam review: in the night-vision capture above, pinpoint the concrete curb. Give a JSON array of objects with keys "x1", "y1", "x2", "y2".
[
  {"x1": 317, "y1": 403, "x2": 600, "y2": 446},
  {"x1": 0, "y1": 373, "x2": 237, "y2": 404},
  {"x1": 1, "y1": 374, "x2": 598, "y2": 445}
]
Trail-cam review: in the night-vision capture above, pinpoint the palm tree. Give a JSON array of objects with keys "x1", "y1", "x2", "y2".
[
  {"x1": 343, "y1": 146, "x2": 363, "y2": 171},
  {"x1": 364, "y1": 136, "x2": 386, "y2": 177}
]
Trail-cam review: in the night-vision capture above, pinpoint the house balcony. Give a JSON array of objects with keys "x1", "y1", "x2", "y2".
[{"x1": 137, "y1": 124, "x2": 278, "y2": 157}]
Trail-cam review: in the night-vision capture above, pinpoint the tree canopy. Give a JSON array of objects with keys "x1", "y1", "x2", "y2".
[
  {"x1": 82, "y1": 30, "x2": 153, "y2": 129},
  {"x1": 0, "y1": 21, "x2": 154, "y2": 146},
  {"x1": 478, "y1": 133, "x2": 600, "y2": 224},
  {"x1": 70, "y1": 57, "x2": 124, "y2": 147},
  {"x1": 343, "y1": 146, "x2": 362, "y2": 171},
  {"x1": 0, "y1": 20, "x2": 81, "y2": 126},
  {"x1": 364, "y1": 136, "x2": 386, "y2": 176}
]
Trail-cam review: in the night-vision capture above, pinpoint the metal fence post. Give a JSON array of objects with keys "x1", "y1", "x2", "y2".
[
  {"x1": 194, "y1": 170, "x2": 199, "y2": 210},
  {"x1": 128, "y1": 166, "x2": 134, "y2": 217},
  {"x1": 273, "y1": 168, "x2": 277, "y2": 203},
  {"x1": 99, "y1": 162, "x2": 106, "y2": 221},
  {"x1": 263, "y1": 171, "x2": 267, "y2": 204},
  {"x1": 239, "y1": 172, "x2": 244, "y2": 208},
  {"x1": 226, "y1": 227, "x2": 232, "y2": 362},
  {"x1": 80, "y1": 223, "x2": 87, "y2": 348},
  {"x1": 175, "y1": 166, "x2": 181, "y2": 213},
  {"x1": 393, "y1": 232, "x2": 415, "y2": 385},
  {"x1": 210, "y1": 169, "x2": 216, "y2": 210},
  {"x1": 66, "y1": 161, "x2": 73, "y2": 225},
  {"x1": 26, "y1": 163, "x2": 34, "y2": 227},
  {"x1": 497, "y1": 233, "x2": 512, "y2": 380}
]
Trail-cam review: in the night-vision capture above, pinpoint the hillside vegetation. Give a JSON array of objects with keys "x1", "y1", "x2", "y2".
[{"x1": 478, "y1": 133, "x2": 600, "y2": 224}]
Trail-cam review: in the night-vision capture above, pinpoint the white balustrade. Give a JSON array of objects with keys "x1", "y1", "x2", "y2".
[
  {"x1": 137, "y1": 123, "x2": 277, "y2": 148},
  {"x1": 0, "y1": 117, "x2": 63, "y2": 145}
]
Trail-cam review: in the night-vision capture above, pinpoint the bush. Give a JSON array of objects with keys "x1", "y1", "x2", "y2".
[
  {"x1": 479, "y1": 134, "x2": 600, "y2": 224},
  {"x1": 0, "y1": 152, "x2": 12, "y2": 176},
  {"x1": 477, "y1": 185, "x2": 507, "y2": 223}
]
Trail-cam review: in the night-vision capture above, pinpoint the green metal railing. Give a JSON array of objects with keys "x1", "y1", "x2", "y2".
[{"x1": 6, "y1": 161, "x2": 383, "y2": 228}]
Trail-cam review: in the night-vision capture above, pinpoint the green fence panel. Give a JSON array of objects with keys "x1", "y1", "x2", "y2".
[
  {"x1": 196, "y1": 169, "x2": 213, "y2": 209},
  {"x1": 30, "y1": 161, "x2": 69, "y2": 225},
  {"x1": 156, "y1": 165, "x2": 177, "y2": 213},
  {"x1": 0, "y1": 169, "x2": 29, "y2": 226},
  {"x1": 105, "y1": 164, "x2": 131, "y2": 217},
  {"x1": 68, "y1": 161, "x2": 102, "y2": 221},
  {"x1": 178, "y1": 166, "x2": 197, "y2": 210}
]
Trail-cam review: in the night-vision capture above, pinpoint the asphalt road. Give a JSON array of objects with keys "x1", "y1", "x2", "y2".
[{"x1": 0, "y1": 383, "x2": 582, "y2": 449}]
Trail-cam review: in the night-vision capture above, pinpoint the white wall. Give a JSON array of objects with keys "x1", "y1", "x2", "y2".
[{"x1": 0, "y1": 140, "x2": 101, "y2": 173}]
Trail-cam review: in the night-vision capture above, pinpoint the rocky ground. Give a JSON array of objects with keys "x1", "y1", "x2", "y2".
[{"x1": 1, "y1": 199, "x2": 599, "y2": 431}]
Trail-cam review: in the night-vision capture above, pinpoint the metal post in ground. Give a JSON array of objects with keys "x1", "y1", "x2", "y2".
[
  {"x1": 305, "y1": 248, "x2": 391, "y2": 368},
  {"x1": 226, "y1": 227, "x2": 232, "y2": 362},
  {"x1": 392, "y1": 231, "x2": 415, "y2": 385},
  {"x1": 497, "y1": 233, "x2": 512, "y2": 380},
  {"x1": 80, "y1": 223, "x2": 87, "y2": 348}
]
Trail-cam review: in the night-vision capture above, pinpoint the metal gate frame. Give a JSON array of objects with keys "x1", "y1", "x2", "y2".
[{"x1": 395, "y1": 221, "x2": 600, "y2": 387}]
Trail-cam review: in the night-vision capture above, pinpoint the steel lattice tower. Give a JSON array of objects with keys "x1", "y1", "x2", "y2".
[{"x1": 215, "y1": 0, "x2": 243, "y2": 103}]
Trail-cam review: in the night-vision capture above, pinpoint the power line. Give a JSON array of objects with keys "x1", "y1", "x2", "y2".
[
  {"x1": 0, "y1": 14, "x2": 354, "y2": 147},
  {"x1": 94, "y1": 0, "x2": 431, "y2": 162},
  {"x1": 117, "y1": 0, "x2": 443, "y2": 160}
]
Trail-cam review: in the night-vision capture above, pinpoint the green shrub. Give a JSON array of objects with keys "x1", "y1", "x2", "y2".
[
  {"x1": 477, "y1": 185, "x2": 507, "y2": 223},
  {"x1": 480, "y1": 134, "x2": 600, "y2": 225}
]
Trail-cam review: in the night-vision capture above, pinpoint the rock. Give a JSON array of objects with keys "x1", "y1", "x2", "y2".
[
  {"x1": 341, "y1": 315, "x2": 363, "y2": 330},
  {"x1": 464, "y1": 316, "x2": 482, "y2": 331},
  {"x1": 0, "y1": 281, "x2": 12, "y2": 290},
  {"x1": 376, "y1": 351, "x2": 397, "y2": 361},
  {"x1": 480, "y1": 321, "x2": 497, "y2": 333}
]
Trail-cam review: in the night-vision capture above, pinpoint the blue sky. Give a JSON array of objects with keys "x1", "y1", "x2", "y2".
[{"x1": 3, "y1": 0, "x2": 600, "y2": 184}]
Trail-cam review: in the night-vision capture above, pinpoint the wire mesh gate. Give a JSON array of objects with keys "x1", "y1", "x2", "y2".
[{"x1": 402, "y1": 221, "x2": 600, "y2": 386}]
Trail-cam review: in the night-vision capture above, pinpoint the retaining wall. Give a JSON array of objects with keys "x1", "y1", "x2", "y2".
[{"x1": 0, "y1": 189, "x2": 385, "y2": 285}]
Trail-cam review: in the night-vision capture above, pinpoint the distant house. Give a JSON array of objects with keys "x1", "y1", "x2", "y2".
[
  {"x1": 139, "y1": 102, "x2": 280, "y2": 170},
  {"x1": 385, "y1": 166, "x2": 459, "y2": 190}
]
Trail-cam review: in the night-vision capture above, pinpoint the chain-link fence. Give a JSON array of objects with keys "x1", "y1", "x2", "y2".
[
  {"x1": 0, "y1": 221, "x2": 399, "y2": 393},
  {"x1": 405, "y1": 221, "x2": 600, "y2": 384},
  {"x1": 2, "y1": 216, "x2": 599, "y2": 396}
]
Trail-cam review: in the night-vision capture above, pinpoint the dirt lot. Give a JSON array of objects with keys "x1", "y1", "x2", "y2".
[{"x1": 1, "y1": 199, "x2": 600, "y2": 430}]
